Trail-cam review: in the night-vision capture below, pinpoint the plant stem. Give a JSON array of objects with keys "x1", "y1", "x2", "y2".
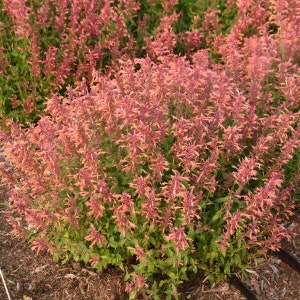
[{"x1": 0, "y1": 268, "x2": 12, "y2": 300}]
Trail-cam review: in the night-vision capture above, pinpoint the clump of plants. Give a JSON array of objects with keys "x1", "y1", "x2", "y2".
[
  {"x1": 0, "y1": 0, "x2": 237, "y2": 125},
  {"x1": 0, "y1": 0, "x2": 299, "y2": 299}
]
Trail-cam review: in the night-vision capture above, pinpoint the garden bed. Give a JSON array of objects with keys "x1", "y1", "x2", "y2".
[{"x1": 1, "y1": 185, "x2": 300, "y2": 299}]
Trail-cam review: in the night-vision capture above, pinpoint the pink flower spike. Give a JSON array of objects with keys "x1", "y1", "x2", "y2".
[
  {"x1": 85, "y1": 225, "x2": 107, "y2": 248},
  {"x1": 165, "y1": 227, "x2": 191, "y2": 254}
]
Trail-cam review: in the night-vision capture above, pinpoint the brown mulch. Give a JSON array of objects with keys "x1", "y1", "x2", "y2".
[{"x1": 1, "y1": 181, "x2": 300, "y2": 299}]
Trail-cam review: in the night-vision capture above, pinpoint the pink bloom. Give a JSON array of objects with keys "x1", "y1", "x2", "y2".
[
  {"x1": 141, "y1": 187, "x2": 160, "y2": 226},
  {"x1": 89, "y1": 256, "x2": 100, "y2": 266},
  {"x1": 162, "y1": 170, "x2": 189, "y2": 200},
  {"x1": 165, "y1": 227, "x2": 191, "y2": 254},
  {"x1": 119, "y1": 193, "x2": 134, "y2": 213},
  {"x1": 6, "y1": 213, "x2": 25, "y2": 238},
  {"x1": 233, "y1": 157, "x2": 260, "y2": 188},
  {"x1": 150, "y1": 154, "x2": 169, "y2": 180},
  {"x1": 31, "y1": 234, "x2": 53, "y2": 254},
  {"x1": 159, "y1": 206, "x2": 174, "y2": 233},
  {"x1": 182, "y1": 187, "x2": 200, "y2": 225},
  {"x1": 85, "y1": 225, "x2": 107, "y2": 248},
  {"x1": 127, "y1": 244, "x2": 147, "y2": 263},
  {"x1": 114, "y1": 205, "x2": 136, "y2": 236},
  {"x1": 86, "y1": 196, "x2": 105, "y2": 219},
  {"x1": 130, "y1": 176, "x2": 149, "y2": 197}
]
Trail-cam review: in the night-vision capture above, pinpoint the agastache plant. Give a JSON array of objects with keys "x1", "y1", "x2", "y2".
[
  {"x1": 0, "y1": 0, "x2": 242, "y2": 125},
  {"x1": 0, "y1": 0, "x2": 299, "y2": 299}
]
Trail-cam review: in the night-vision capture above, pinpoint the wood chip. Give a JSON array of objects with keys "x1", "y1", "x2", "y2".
[
  {"x1": 31, "y1": 264, "x2": 48, "y2": 274},
  {"x1": 64, "y1": 273, "x2": 77, "y2": 279}
]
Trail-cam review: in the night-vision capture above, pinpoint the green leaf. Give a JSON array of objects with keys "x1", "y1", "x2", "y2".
[
  {"x1": 124, "y1": 273, "x2": 131, "y2": 281},
  {"x1": 215, "y1": 196, "x2": 230, "y2": 203},
  {"x1": 198, "y1": 263, "x2": 208, "y2": 271},
  {"x1": 224, "y1": 263, "x2": 231, "y2": 275},
  {"x1": 53, "y1": 252, "x2": 60, "y2": 262},
  {"x1": 211, "y1": 209, "x2": 224, "y2": 222},
  {"x1": 191, "y1": 264, "x2": 197, "y2": 274}
]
